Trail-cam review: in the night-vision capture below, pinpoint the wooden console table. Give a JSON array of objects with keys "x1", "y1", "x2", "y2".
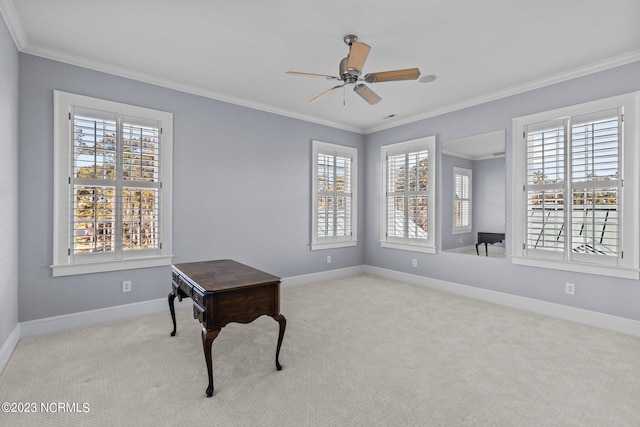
[{"x1": 168, "y1": 259, "x2": 286, "y2": 397}]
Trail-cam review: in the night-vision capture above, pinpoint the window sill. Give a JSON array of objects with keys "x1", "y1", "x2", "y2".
[
  {"x1": 51, "y1": 255, "x2": 174, "y2": 277},
  {"x1": 511, "y1": 256, "x2": 639, "y2": 280},
  {"x1": 381, "y1": 241, "x2": 436, "y2": 254},
  {"x1": 311, "y1": 241, "x2": 357, "y2": 251}
]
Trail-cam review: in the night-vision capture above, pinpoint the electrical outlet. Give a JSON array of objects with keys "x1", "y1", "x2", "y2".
[
  {"x1": 122, "y1": 280, "x2": 132, "y2": 293},
  {"x1": 412, "y1": 259, "x2": 418, "y2": 267},
  {"x1": 327, "y1": 255, "x2": 332, "y2": 264},
  {"x1": 565, "y1": 282, "x2": 575, "y2": 295}
]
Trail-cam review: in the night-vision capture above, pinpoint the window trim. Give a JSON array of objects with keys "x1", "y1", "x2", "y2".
[
  {"x1": 452, "y1": 166, "x2": 472, "y2": 235},
  {"x1": 52, "y1": 90, "x2": 173, "y2": 276},
  {"x1": 380, "y1": 136, "x2": 437, "y2": 254},
  {"x1": 311, "y1": 140, "x2": 358, "y2": 250},
  {"x1": 511, "y1": 91, "x2": 640, "y2": 279}
]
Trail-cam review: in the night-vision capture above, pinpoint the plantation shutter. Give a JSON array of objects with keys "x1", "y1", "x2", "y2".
[
  {"x1": 386, "y1": 148, "x2": 430, "y2": 241},
  {"x1": 524, "y1": 109, "x2": 622, "y2": 262},
  {"x1": 525, "y1": 120, "x2": 566, "y2": 255},
  {"x1": 569, "y1": 110, "x2": 621, "y2": 260},
  {"x1": 71, "y1": 107, "x2": 161, "y2": 260},
  {"x1": 316, "y1": 149, "x2": 352, "y2": 241},
  {"x1": 453, "y1": 168, "x2": 471, "y2": 231}
]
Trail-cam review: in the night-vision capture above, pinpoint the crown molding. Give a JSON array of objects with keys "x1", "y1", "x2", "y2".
[
  {"x1": 6, "y1": 0, "x2": 639, "y2": 137},
  {"x1": 0, "y1": 0, "x2": 27, "y2": 50},
  {"x1": 20, "y1": 42, "x2": 365, "y2": 134},
  {"x1": 364, "y1": 49, "x2": 640, "y2": 134}
]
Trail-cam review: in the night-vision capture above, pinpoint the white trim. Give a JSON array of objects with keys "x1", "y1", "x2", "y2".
[
  {"x1": 2, "y1": 263, "x2": 639, "y2": 373},
  {"x1": 381, "y1": 136, "x2": 437, "y2": 252},
  {"x1": 52, "y1": 91, "x2": 174, "y2": 276},
  {"x1": 311, "y1": 140, "x2": 358, "y2": 249},
  {"x1": 0, "y1": 0, "x2": 27, "y2": 50},
  {"x1": 51, "y1": 255, "x2": 174, "y2": 277},
  {"x1": 0, "y1": 323, "x2": 20, "y2": 375},
  {"x1": 511, "y1": 91, "x2": 640, "y2": 278},
  {"x1": 380, "y1": 241, "x2": 437, "y2": 254},
  {"x1": 310, "y1": 241, "x2": 357, "y2": 251},
  {"x1": 365, "y1": 50, "x2": 640, "y2": 134},
  {"x1": 364, "y1": 265, "x2": 640, "y2": 338},
  {"x1": 511, "y1": 256, "x2": 639, "y2": 280},
  {"x1": 1, "y1": 0, "x2": 638, "y2": 137},
  {"x1": 281, "y1": 265, "x2": 365, "y2": 287},
  {"x1": 20, "y1": 297, "x2": 169, "y2": 338}
]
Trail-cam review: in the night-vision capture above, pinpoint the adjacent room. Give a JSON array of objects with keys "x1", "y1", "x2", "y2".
[{"x1": 1, "y1": 1, "x2": 640, "y2": 425}]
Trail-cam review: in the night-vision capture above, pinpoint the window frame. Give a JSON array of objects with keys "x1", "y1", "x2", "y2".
[
  {"x1": 311, "y1": 140, "x2": 358, "y2": 250},
  {"x1": 52, "y1": 90, "x2": 173, "y2": 276},
  {"x1": 380, "y1": 136, "x2": 436, "y2": 254},
  {"x1": 452, "y1": 166, "x2": 472, "y2": 234},
  {"x1": 511, "y1": 91, "x2": 640, "y2": 279}
]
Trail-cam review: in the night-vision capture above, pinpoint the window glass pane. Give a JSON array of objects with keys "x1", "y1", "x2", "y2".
[
  {"x1": 408, "y1": 195, "x2": 429, "y2": 238},
  {"x1": 335, "y1": 196, "x2": 351, "y2": 237},
  {"x1": 122, "y1": 187, "x2": 159, "y2": 250},
  {"x1": 73, "y1": 185, "x2": 116, "y2": 254},
  {"x1": 527, "y1": 126, "x2": 565, "y2": 185},
  {"x1": 387, "y1": 196, "x2": 405, "y2": 237},
  {"x1": 527, "y1": 190, "x2": 564, "y2": 251},
  {"x1": 571, "y1": 189, "x2": 619, "y2": 256},
  {"x1": 571, "y1": 116, "x2": 619, "y2": 182},
  {"x1": 122, "y1": 121, "x2": 160, "y2": 183},
  {"x1": 73, "y1": 115, "x2": 117, "y2": 180},
  {"x1": 317, "y1": 152, "x2": 334, "y2": 192},
  {"x1": 387, "y1": 153, "x2": 405, "y2": 192}
]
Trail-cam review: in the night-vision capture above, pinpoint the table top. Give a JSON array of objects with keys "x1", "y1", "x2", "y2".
[{"x1": 172, "y1": 259, "x2": 280, "y2": 293}]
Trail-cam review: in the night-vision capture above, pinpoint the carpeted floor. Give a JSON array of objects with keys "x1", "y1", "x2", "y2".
[{"x1": 1, "y1": 274, "x2": 639, "y2": 426}]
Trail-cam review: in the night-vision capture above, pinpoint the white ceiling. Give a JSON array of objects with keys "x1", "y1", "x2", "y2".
[{"x1": 2, "y1": 0, "x2": 639, "y2": 134}]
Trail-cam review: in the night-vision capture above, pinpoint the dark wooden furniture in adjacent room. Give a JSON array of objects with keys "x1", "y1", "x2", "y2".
[
  {"x1": 168, "y1": 259, "x2": 286, "y2": 397},
  {"x1": 475, "y1": 232, "x2": 506, "y2": 256}
]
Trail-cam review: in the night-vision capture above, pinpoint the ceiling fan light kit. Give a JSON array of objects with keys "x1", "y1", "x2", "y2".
[{"x1": 287, "y1": 34, "x2": 423, "y2": 105}]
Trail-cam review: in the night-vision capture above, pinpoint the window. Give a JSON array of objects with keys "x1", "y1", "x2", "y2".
[
  {"x1": 381, "y1": 136, "x2": 436, "y2": 253},
  {"x1": 311, "y1": 140, "x2": 357, "y2": 250},
  {"x1": 53, "y1": 91, "x2": 173, "y2": 276},
  {"x1": 512, "y1": 91, "x2": 639, "y2": 279},
  {"x1": 453, "y1": 167, "x2": 472, "y2": 234}
]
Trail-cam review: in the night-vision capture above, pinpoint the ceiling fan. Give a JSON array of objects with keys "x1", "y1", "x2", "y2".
[{"x1": 286, "y1": 35, "x2": 421, "y2": 105}]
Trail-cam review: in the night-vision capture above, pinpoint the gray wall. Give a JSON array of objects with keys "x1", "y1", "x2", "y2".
[
  {"x1": 0, "y1": 17, "x2": 19, "y2": 351},
  {"x1": 472, "y1": 156, "x2": 505, "y2": 236},
  {"x1": 12, "y1": 48, "x2": 640, "y2": 326},
  {"x1": 18, "y1": 54, "x2": 365, "y2": 322},
  {"x1": 365, "y1": 60, "x2": 640, "y2": 321}
]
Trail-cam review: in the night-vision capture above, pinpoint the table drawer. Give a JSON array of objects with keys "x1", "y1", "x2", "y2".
[
  {"x1": 192, "y1": 286, "x2": 205, "y2": 307},
  {"x1": 193, "y1": 301, "x2": 205, "y2": 324},
  {"x1": 176, "y1": 276, "x2": 193, "y2": 297}
]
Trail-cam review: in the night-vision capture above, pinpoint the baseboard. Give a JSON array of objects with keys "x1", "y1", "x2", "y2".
[
  {"x1": 281, "y1": 265, "x2": 365, "y2": 287},
  {"x1": 10, "y1": 263, "x2": 640, "y2": 360},
  {"x1": 364, "y1": 265, "x2": 640, "y2": 338},
  {"x1": 20, "y1": 297, "x2": 168, "y2": 338},
  {"x1": 0, "y1": 323, "x2": 21, "y2": 375}
]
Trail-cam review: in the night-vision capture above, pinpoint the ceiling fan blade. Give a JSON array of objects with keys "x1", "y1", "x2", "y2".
[
  {"x1": 309, "y1": 84, "x2": 344, "y2": 103},
  {"x1": 346, "y1": 42, "x2": 371, "y2": 74},
  {"x1": 364, "y1": 68, "x2": 421, "y2": 83},
  {"x1": 286, "y1": 71, "x2": 340, "y2": 80},
  {"x1": 353, "y1": 84, "x2": 382, "y2": 105}
]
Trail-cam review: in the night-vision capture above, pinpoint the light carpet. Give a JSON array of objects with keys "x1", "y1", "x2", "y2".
[{"x1": 1, "y1": 274, "x2": 640, "y2": 426}]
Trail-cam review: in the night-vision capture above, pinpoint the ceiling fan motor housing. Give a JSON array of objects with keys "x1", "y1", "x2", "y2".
[{"x1": 340, "y1": 57, "x2": 360, "y2": 83}]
